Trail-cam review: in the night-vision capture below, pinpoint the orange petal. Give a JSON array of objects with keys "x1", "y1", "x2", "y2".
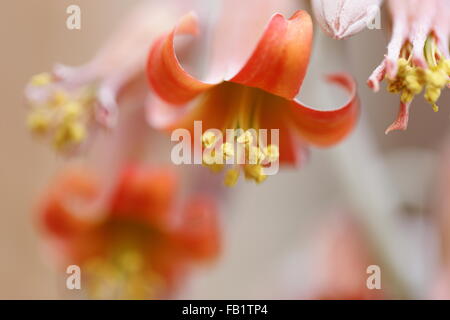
[
  {"x1": 146, "y1": 82, "x2": 236, "y2": 137},
  {"x1": 258, "y1": 96, "x2": 308, "y2": 166},
  {"x1": 147, "y1": 12, "x2": 216, "y2": 106},
  {"x1": 171, "y1": 195, "x2": 221, "y2": 260},
  {"x1": 231, "y1": 11, "x2": 313, "y2": 99},
  {"x1": 147, "y1": 9, "x2": 313, "y2": 106},
  {"x1": 110, "y1": 165, "x2": 178, "y2": 231},
  {"x1": 288, "y1": 73, "x2": 359, "y2": 147},
  {"x1": 39, "y1": 168, "x2": 100, "y2": 238}
]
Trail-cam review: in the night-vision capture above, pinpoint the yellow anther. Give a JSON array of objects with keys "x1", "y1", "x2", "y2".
[
  {"x1": 117, "y1": 250, "x2": 143, "y2": 273},
  {"x1": 202, "y1": 131, "x2": 217, "y2": 148},
  {"x1": 442, "y1": 59, "x2": 450, "y2": 74},
  {"x1": 397, "y1": 58, "x2": 408, "y2": 74},
  {"x1": 27, "y1": 111, "x2": 50, "y2": 134},
  {"x1": 387, "y1": 38, "x2": 448, "y2": 113},
  {"x1": 387, "y1": 80, "x2": 402, "y2": 93},
  {"x1": 405, "y1": 69, "x2": 423, "y2": 94},
  {"x1": 426, "y1": 69, "x2": 448, "y2": 88},
  {"x1": 68, "y1": 122, "x2": 86, "y2": 143},
  {"x1": 221, "y1": 142, "x2": 235, "y2": 160},
  {"x1": 224, "y1": 168, "x2": 240, "y2": 187},
  {"x1": 248, "y1": 146, "x2": 265, "y2": 164},
  {"x1": 244, "y1": 164, "x2": 266, "y2": 184},
  {"x1": 425, "y1": 87, "x2": 441, "y2": 105},
  {"x1": 237, "y1": 131, "x2": 254, "y2": 145},
  {"x1": 400, "y1": 90, "x2": 414, "y2": 103},
  {"x1": 30, "y1": 73, "x2": 52, "y2": 86},
  {"x1": 210, "y1": 164, "x2": 225, "y2": 173},
  {"x1": 53, "y1": 127, "x2": 69, "y2": 150},
  {"x1": 63, "y1": 102, "x2": 82, "y2": 121},
  {"x1": 52, "y1": 90, "x2": 69, "y2": 107},
  {"x1": 53, "y1": 122, "x2": 86, "y2": 150},
  {"x1": 202, "y1": 150, "x2": 225, "y2": 173},
  {"x1": 202, "y1": 150, "x2": 219, "y2": 165},
  {"x1": 263, "y1": 145, "x2": 279, "y2": 163}
]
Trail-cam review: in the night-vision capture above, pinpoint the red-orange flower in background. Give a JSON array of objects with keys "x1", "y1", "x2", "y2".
[
  {"x1": 38, "y1": 165, "x2": 221, "y2": 299},
  {"x1": 146, "y1": 0, "x2": 359, "y2": 186}
]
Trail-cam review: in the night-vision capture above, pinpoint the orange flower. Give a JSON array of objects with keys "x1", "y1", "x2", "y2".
[
  {"x1": 38, "y1": 165, "x2": 220, "y2": 299},
  {"x1": 146, "y1": 5, "x2": 359, "y2": 186}
]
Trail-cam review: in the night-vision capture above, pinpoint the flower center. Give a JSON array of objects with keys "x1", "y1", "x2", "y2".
[
  {"x1": 200, "y1": 83, "x2": 280, "y2": 187},
  {"x1": 84, "y1": 219, "x2": 163, "y2": 299},
  {"x1": 26, "y1": 73, "x2": 96, "y2": 152},
  {"x1": 387, "y1": 36, "x2": 450, "y2": 112}
]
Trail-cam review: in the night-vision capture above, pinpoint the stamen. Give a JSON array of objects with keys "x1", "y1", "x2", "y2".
[
  {"x1": 30, "y1": 72, "x2": 52, "y2": 86},
  {"x1": 84, "y1": 246, "x2": 159, "y2": 299},
  {"x1": 248, "y1": 146, "x2": 265, "y2": 165},
  {"x1": 27, "y1": 111, "x2": 50, "y2": 134},
  {"x1": 382, "y1": 35, "x2": 450, "y2": 124},
  {"x1": 26, "y1": 73, "x2": 96, "y2": 152},
  {"x1": 200, "y1": 85, "x2": 280, "y2": 186},
  {"x1": 244, "y1": 164, "x2": 267, "y2": 184},
  {"x1": 236, "y1": 131, "x2": 254, "y2": 145},
  {"x1": 224, "y1": 168, "x2": 240, "y2": 187},
  {"x1": 263, "y1": 145, "x2": 279, "y2": 163},
  {"x1": 221, "y1": 142, "x2": 234, "y2": 160},
  {"x1": 202, "y1": 131, "x2": 217, "y2": 148}
]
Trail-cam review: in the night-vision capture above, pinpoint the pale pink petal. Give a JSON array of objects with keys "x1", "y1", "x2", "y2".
[
  {"x1": 433, "y1": 0, "x2": 450, "y2": 59},
  {"x1": 367, "y1": 58, "x2": 386, "y2": 92},
  {"x1": 386, "y1": 0, "x2": 410, "y2": 78},
  {"x1": 408, "y1": 0, "x2": 437, "y2": 68},
  {"x1": 312, "y1": 0, "x2": 383, "y2": 39}
]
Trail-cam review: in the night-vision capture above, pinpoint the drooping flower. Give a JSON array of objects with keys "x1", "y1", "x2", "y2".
[
  {"x1": 312, "y1": 0, "x2": 383, "y2": 39},
  {"x1": 38, "y1": 165, "x2": 221, "y2": 299},
  {"x1": 146, "y1": 2, "x2": 359, "y2": 186},
  {"x1": 368, "y1": 0, "x2": 450, "y2": 134},
  {"x1": 25, "y1": 0, "x2": 192, "y2": 153}
]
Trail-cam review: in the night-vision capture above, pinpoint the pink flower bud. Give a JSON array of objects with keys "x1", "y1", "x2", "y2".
[{"x1": 312, "y1": 0, "x2": 383, "y2": 39}]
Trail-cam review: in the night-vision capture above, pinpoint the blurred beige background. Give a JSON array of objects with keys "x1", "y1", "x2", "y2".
[{"x1": 1, "y1": 0, "x2": 449, "y2": 299}]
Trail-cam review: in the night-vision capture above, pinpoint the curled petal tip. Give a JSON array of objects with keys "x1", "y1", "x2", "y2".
[
  {"x1": 290, "y1": 72, "x2": 359, "y2": 147},
  {"x1": 385, "y1": 101, "x2": 410, "y2": 134}
]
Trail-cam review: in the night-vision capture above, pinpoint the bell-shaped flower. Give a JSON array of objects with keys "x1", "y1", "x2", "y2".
[{"x1": 146, "y1": 0, "x2": 359, "y2": 186}]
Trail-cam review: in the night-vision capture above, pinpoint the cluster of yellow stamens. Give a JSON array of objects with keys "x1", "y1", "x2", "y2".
[
  {"x1": 84, "y1": 247, "x2": 161, "y2": 299},
  {"x1": 27, "y1": 72, "x2": 95, "y2": 151},
  {"x1": 386, "y1": 36, "x2": 450, "y2": 112},
  {"x1": 201, "y1": 130, "x2": 279, "y2": 187}
]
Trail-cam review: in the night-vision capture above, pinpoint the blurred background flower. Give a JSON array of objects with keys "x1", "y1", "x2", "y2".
[{"x1": 38, "y1": 165, "x2": 220, "y2": 299}]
